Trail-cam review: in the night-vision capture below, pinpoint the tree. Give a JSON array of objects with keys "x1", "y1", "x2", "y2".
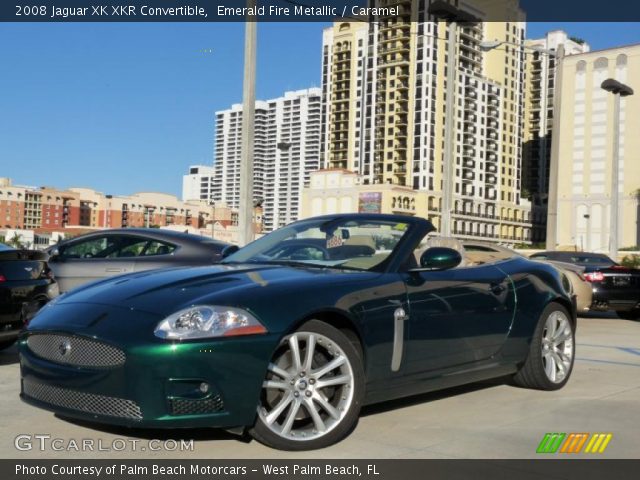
[
  {"x1": 570, "y1": 36, "x2": 586, "y2": 45},
  {"x1": 6, "y1": 232, "x2": 24, "y2": 249}
]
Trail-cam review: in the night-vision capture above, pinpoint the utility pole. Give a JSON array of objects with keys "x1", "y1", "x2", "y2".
[
  {"x1": 546, "y1": 44, "x2": 565, "y2": 251},
  {"x1": 610, "y1": 91, "x2": 621, "y2": 259},
  {"x1": 238, "y1": 1, "x2": 257, "y2": 247}
]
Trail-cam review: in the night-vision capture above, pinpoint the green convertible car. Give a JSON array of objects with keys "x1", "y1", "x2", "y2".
[{"x1": 19, "y1": 214, "x2": 576, "y2": 450}]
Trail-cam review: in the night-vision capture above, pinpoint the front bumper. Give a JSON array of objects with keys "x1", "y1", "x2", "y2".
[{"x1": 19, "y1": 330, "x2": 279, "y2": 429}]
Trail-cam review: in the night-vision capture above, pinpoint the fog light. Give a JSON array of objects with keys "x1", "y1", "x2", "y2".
[{"x1": 199, "y1": 382, "x2": 210, "y2": 394}]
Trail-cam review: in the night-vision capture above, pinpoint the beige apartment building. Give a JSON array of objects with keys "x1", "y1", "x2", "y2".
[
  {"x1": 554, "y1": 44, "x2": 640, "y2": 251},
  {"x1": 318, "y1": 1, "x2": 532, "y2": 243},
  {"x1": 0, "y1": 177, "x2": 216, "y2": 232}
]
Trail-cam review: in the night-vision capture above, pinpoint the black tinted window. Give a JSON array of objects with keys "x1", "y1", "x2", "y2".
[{"x1": 61, "y1": 236, "x2": 116, "y2": 259}]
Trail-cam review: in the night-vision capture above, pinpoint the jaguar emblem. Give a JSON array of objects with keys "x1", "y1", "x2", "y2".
[{"x1": 58, "y1": 339, "x2": 72, "y2": 356}]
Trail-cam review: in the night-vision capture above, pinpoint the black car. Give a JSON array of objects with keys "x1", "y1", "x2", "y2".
[
  {"x1": 530, "y1": 251, "x2": 640, "y2": 320},
  {"x1": 0, "y1": 243, "x2": 58, "y2": 350},
  {"x1": 46, "y1": 229, "x2": 231, "y2": 293}
]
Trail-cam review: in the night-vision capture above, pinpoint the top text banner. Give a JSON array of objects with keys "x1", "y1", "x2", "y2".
[{"x1": 3, "y1": 0, "x2": 640, "y2": 22}]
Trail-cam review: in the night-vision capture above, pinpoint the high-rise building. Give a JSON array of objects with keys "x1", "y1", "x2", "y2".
[
  {"x1": 211, "y1": 88, "x2": 322, "y2": 232},
  {"x1": 523, "y1": 31, "x2": 590, "y2": 242},
  {"x1": 554, "y1": 44, "x2": 640, "y2": 251},
  {"x1": 182, "y1": 165, "x2": 216, "y2": 203},
  {"x1": 320, "y1": 5, "x2": 533, "y2": 243}
]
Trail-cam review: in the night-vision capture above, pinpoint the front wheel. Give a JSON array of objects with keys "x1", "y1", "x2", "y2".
[
  {"x1": 250, "y1": 320, "x2": 364, "y2": 450},
  {"x1": 513, "y1": 303, "x2": 575, "y2": 390}
]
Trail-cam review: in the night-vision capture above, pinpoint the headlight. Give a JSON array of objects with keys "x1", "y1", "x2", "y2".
[{"x1": 154, "y1": 305, "x2": 267, "y2": 340}]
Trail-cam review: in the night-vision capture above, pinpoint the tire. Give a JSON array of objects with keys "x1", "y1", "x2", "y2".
[
  {"x1": 617, "y1": 310, "x2": 640, "y2": 321},
  {"x1": 513, "y1": 302, "x2": 575, "y2": 391},
  {"x1": 0, "y1": 339, "x2": 17, "y2": 351},
  {"x1": 250, "y1": 320, "x2": 365, "y2": 450}
]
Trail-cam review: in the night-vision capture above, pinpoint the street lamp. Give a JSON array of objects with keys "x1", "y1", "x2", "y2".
[
  {"x1": 601, "y1": 78, "x2": 634, "y2": 260},
  {"x1": 479, "y1": 39, "x2": 564, "y2": 251},
  {"x1": 428, "y1": 0, "x2": 479, "y2": 237}
]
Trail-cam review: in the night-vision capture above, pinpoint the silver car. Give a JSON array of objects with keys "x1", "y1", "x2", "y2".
[{"x1": 46, "y1": 229, "x2": 230, "y2": 293}]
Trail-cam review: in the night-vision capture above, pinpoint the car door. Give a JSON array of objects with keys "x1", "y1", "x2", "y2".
[
  {"x1": 50, "y1": 235, "x2": 137, "y2": 292},
  {"x1": 401, "y1": 263, "x2": 515, "y2": 376}
]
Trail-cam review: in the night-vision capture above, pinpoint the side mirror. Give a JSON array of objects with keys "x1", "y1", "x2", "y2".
[
  {"x1": 221, "y1": 244, "x2": 240, "y2": 259},
  {"x1": 417, "y1": 247, "x2": 462, "y2": 271},
  {"x1": 47, "y1": 247, "x2": 60, "y2": 262}
]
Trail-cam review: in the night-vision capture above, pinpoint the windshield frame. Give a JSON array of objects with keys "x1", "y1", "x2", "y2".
[{"x1": 222, "y1": 214, "x2": 433, "y2": 273}]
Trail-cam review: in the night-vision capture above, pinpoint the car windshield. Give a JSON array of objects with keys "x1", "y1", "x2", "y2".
[
  {"x1": 223, "y1": 217, "x2": 411, "y2": 271},
  {"x1": 0, "y1": 243, "x2": 13, "y2": 251}
]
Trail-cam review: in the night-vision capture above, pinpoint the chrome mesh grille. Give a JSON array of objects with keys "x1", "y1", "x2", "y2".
[
  {"x1": 170, "y1": 396, "x2": 224, "y2": 416},
  {"x1": 23, "y1": 380, "x2": 142, "y2": 420},
  {"x1": 27, "y1": 334, "x2": 125, "y2": 368}
]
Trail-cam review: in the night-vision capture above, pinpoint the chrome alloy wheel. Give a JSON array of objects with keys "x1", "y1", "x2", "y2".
[
  {"x1": 541, "y1": 310, "x2": 574, "y2": 383},
  {"x1": 258, "y1": 332, "x2": 355, "y2": 441}
]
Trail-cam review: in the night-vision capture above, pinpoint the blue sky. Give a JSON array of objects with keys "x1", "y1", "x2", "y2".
[{"x1": 0, "y1": 22, "x2": 638, "y2": 197}]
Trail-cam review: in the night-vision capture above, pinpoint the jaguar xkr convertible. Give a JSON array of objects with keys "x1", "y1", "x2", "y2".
[{"x1": 19, "y1": 214, "x2": 576, "y2": 450}]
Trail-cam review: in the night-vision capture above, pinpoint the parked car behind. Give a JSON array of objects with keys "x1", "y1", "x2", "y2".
[
  {"x1": 0, "y1": 243, "x2": 58, "y2": 350},
  {"x1": 530, "y1": 251, "x2": 640, "y2": 320},
  {"x1": 46, "y1": 229, "x2": 230, "y2": 293},
  {"x1": 461, "y1": 242, "x2": 592, "y2": 313}
]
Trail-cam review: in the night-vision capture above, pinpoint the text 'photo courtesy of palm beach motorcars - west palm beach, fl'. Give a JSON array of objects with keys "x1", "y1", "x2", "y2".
[{"x1": 1, "y1": 0, "x2": 640, "y2": 463}]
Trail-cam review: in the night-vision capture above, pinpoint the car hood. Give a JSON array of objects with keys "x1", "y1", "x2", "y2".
[{"x1": 46, "y1": 263, "x2": 369, "y2": 315}]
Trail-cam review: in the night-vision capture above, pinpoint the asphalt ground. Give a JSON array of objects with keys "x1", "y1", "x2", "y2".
[{"x1": 1, "y1": 313, "x2": 638, "y2": 459}]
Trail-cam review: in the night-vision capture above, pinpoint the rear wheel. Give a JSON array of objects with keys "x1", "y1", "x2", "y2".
[
  {"x1": 250, "y1": 320, "x2": 364, "y2": 450},
  {"x1": 513, "y1": 303, "x2": 575, "y2": 390},
  {"x1": 617, "y1": 310, "x2": 640, "y2": 320}
]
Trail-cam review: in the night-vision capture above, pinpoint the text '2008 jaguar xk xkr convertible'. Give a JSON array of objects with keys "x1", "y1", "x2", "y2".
[{"x1": 19, "y1": 214, "x2": 576, "y2": 450}]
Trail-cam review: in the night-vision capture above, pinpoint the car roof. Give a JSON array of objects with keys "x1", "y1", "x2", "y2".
[{"x1": 57, "y1": 229, "x2": 229, "y2": 247}]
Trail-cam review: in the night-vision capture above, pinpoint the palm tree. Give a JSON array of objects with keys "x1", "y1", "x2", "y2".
[{"x1": 6, "y1": 232, "x2": 24, "y2": 249}]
